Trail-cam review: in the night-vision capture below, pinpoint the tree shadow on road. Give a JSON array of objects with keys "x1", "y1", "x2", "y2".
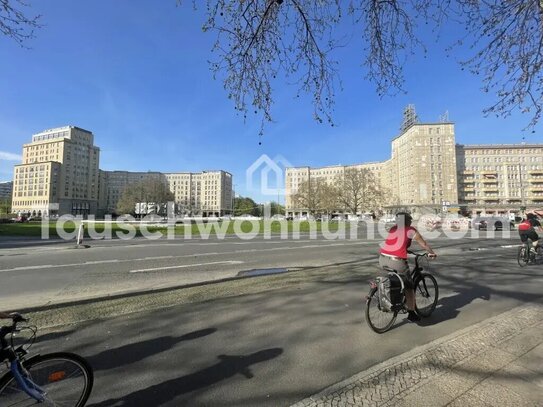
[
  {"x1": 88, "y1": 328, "x2": 217, "y2": 372},
  {"x1": 88, "y1": 347, "x2": 283, "y2": 407},
  {"x1": 417, "y1": 284, "x2": 492, "y2": 327}
]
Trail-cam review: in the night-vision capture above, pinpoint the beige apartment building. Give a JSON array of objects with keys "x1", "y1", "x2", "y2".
[
  {"x1": 456, "y1": 144, "x2": 543, "y2": 215},
  {"x1": 286, "y1": 123, "x2": 457, "y2": 217},
  {"x1": 98, "y1": 171, "x2": 166, "y2": 215},
  {"x1": 98, "y1": 170, "x2": 233, "y2": 217},
  {"x1": 286, "y1": 107, "x2": 542, "y2": 218},
  {"x1": 11, "y1": 126, "x2": 100, "y2": 217},
  {"x1": 12, "y1": 126, "x2": 233, "y2": 217}
]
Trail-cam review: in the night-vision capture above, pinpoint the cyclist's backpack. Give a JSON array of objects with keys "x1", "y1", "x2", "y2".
[
  {"x1": 518, "y1": 220, "x2": 532, "y2": 231},
  {"x1": 388, "y1": 273, "x2": 403, "y2": 307}
]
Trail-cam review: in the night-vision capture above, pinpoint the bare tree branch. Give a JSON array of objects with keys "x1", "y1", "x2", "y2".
[{"x1": 0, "y1": 0, "x2": 41, "y2": 47}]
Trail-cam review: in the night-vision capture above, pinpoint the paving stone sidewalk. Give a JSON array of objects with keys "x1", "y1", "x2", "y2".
[{"x1": 292, "y1": 302, "x2": 543, "y2": 407}]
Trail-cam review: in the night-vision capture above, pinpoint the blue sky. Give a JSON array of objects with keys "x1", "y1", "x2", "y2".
[{"x1": 0, "y1": 0, "x2": 541, "y2": 203}]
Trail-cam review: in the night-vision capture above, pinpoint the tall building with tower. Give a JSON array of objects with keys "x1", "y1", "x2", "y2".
[{"x1": 285, "y1": 106, "x2": 543, "y2": 218}]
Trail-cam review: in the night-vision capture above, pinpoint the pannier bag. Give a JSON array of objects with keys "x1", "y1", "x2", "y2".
[
  {"x1": 376, "y1": 276, "x2": 392, "y2": 312},
  {"x1": 388, "y1": 272, "x2": 403, "y2": 307}
]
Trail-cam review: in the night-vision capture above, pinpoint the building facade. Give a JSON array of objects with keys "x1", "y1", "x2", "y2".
[
  {"x1": 286, "y1": 122, "x2": 458, "y2": 217},
  {"x1": 286, "y1": 108, "x2": 542, "y2": 218},
  {"x1": 165, "y1": 171, "x2": 233, "y2": 217},
  {"x1": 456, "y1": 144, "x2": 543, "y2": 215},
  {"x1": 11, "y1": 126, "x2": 100, "y2": 217},
  {"x1": 11, "y1": 127, "x2": 233, "y2": 217}
]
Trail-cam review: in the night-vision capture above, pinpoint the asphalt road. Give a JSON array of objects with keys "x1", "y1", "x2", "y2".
[
  {"x1": 8, "y1": 245, "x2": 541, "y2": 407},
  {"x1": 0, "y1": 229, "x2": 520, "y2": 309}
]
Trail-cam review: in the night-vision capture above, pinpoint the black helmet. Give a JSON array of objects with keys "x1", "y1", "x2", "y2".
[
  {"x1": 396, "y1": 212, "x2": 413, "y2": 226},
  {"x1": 527, "y1": 213, "x2": 537, "y2": 220}
]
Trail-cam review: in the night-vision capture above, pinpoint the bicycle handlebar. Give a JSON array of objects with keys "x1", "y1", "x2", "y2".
[
  {"x1": 0, "y1": 314, "x2": 27, "y2": 341},
  {"x1": 407, "y1": 250, "x2": 428, "y2": 257}
]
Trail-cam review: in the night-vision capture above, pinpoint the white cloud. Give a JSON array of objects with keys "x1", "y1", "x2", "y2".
[{"x1": 0, "y1": 151, "x2": 22, "y2": 161}]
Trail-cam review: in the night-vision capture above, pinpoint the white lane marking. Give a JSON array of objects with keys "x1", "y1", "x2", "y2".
[
  {"x1": 9, "y1": 265, "x2": 53, "y2": 270},
  {"x1": 84, "y1": 260, "x2": 120, "y2": 264},
  {"x1": 129, "y1": 260, "x2": 244, "y2": 273}
]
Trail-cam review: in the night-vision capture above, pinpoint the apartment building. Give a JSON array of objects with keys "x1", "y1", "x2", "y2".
[
  {"x1": 99, "y1": 171, "x2": 166, "y2": 215},
  {"x1": 286, "y1": 123, "x2": 457, "y2": 216},
  {"x1": 98, "y1": 170, "x2": 233, "y2": 217},
  {"x1": 456, "y1": 144, "x2": 543, "y2": 215},
  {"x1": 165, "y1": 170, "x2": 233, "y2": 217},
  {"x1": 11, "y1": 126, "x2": 100, "y2": 217},
  {"x1": 11, "y1": 127, "x2": 233, "y2": 217},
  {"x1": 285, "y1": 161, "x2": 388, "y2": 216},
  {"x1": 286, "y1": 106, "x2": 541, "y2": 217}
]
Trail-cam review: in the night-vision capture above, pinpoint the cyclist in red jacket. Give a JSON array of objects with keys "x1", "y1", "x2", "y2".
[
  {"x1": 518, "y1": 213, "x2": 543, "y2": 253},
  {"x1": 379, "y1": 212, "x2": 437, "y2": 322}
]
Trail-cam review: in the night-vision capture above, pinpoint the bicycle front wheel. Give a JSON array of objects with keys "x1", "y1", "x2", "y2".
[
  {"x1": 365, "y1": 287, "x2": 397, "y2": 334},
  {"x1": 414, "y1": 273, "x2": 439, "y2": 317},
  {"x1": 0, "y1": 352, "x2": 93, "y2": 407},
  {"x1": 517, "y1": 246, "x2": 529, "y2": 267}
]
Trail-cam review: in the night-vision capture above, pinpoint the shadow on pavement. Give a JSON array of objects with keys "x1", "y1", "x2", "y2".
[
  {"x1": 88, "y1": 328, "x2": 217, "y2": 372},
  {"x1": 88, "y1": 347, "x2": 283, "y2": 407},
  {"x1": 417, "y1": 284, "x2": 492, "y2": 327}
]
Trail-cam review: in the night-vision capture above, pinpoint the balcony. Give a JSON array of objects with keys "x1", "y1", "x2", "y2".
[
  {"x1": 462, "y1": 196, "x2": 476, "y2": 201},
  {"x1": 529, "y1": 187, "x2": 543, "y2": 193},
  {"x1": 528, "y1": 169, "x2": 543, "y2": 175},
  {"x1": 482, "y1": 187, "x2": 499, "y2": 192},
  {"x1": 481, "y1": 179, "x2": 498, "y2": 184},
  {"x1": 463, "y1": 186, "x2": 475, "y2": 191},
  {"x1": 481, "y1": 196, "x2": 500, "y2": 201},
  {"x1": 462, "y1": 170, "x2": 474, "y2": 175}
]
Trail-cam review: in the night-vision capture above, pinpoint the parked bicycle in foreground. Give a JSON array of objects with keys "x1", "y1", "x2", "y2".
[
  {"x1": 365, "y1": 251, "x2": 439, "y2": 334},
  {"x1": 0, "y1": 313, "x2": 94, "y2": 406}
]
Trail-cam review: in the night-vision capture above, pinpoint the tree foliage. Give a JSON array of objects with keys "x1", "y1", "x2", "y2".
[
  {"x1": 291, "y1": 177, "x2": 337, "y2": 215},
  {"x1": 234, "y1": 196, "x2": 262, "y2": 216},
  {"x1": 183, "y1": 0, "x2": 543, "y2": 131},
  {"x1": 0, "y1": 197, "x2": 12, "y2": 215},
  {"x1": 335, "y1": 168, "x2": 384, "y2": 214},
  {"x1": 116, "y1": 178, "x2": 175, "y2": 215},
  {"x1": 0, "y1": 0, "x2": 41, "y2": 46}
]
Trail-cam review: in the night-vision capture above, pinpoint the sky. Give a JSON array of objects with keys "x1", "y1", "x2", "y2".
[{"x1": 0, "y1": 0, "x2": 541, "y2": 203}]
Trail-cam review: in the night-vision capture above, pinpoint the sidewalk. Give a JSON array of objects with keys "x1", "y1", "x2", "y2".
[{"x1": 292, "y1": 302, "x2": 543, "y2": 407}]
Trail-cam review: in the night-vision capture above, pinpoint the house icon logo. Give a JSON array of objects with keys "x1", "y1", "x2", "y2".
[{"x1": 246, "y1": 154, "x2": 293, "y2": 196}]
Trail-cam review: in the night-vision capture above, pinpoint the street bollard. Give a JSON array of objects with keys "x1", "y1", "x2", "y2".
[{"x1": 76, "y1": 223, "x2": 85, "y2": 247}]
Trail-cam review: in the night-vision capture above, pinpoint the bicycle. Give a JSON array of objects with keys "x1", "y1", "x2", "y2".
[
  {"x1": 0, "y1": 313, "x2": 94, "y2": 406},
  {"x1": 365, "y1": 251, "x2": 439, "y2": 334},
  {"x1": 517, "y1": 239, "x2": 542, "y2": 267}
]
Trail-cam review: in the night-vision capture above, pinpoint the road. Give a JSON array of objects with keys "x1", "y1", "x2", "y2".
[
  {"x1": 10, "y1": 244, "x2": 541, "y2": 406},
  {"x1": 0, "y1": 229, "x2": 520, "y2": 310}
]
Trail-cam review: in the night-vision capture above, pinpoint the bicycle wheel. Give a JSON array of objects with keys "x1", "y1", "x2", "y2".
[
  {"x1": 365, "y1": 287, "x2": 398, "y2": 334},
  {"x1": 517, "y1": 245, "x2": 529, "y2": 267},
  {"x1": 0, "y1": 352, "x2": 93, "y2": 406},
  {"x1": 414, "y1": 273, "x2": 439, "y2": 317}
]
